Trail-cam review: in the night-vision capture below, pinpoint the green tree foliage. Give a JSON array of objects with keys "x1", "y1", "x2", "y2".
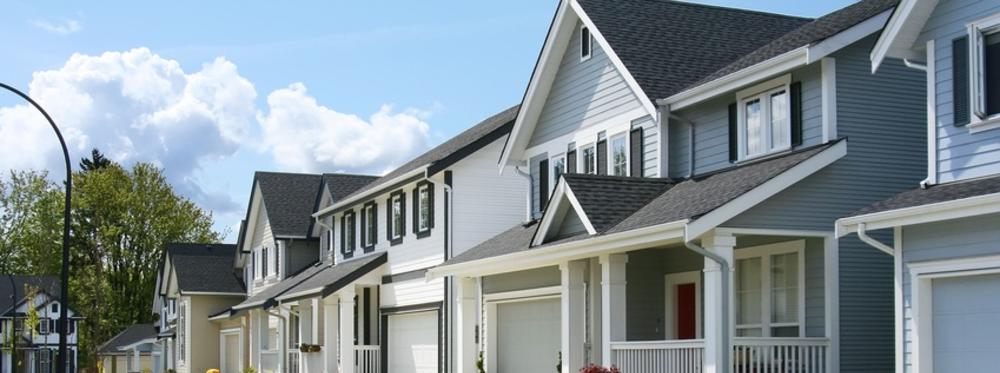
[
  {"x1": 0, "y1": 170, "x2": 64, "y2": 274},
  {"x1": 79, "y1": 149, "x2": 111, "y2": 172}
]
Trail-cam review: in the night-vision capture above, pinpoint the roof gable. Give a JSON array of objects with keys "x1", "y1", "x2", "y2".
[
  {"x1": 0, "y1": 275, "x2": 61, "y2": 315},
  {"x1": 166, "y1": 243, "x2": 244, "y2": 294},
  {"x1": 254, "y1": 172, "x2": 324, "y2": 238},
  {"x1": 871, "y1": 0, "x2": 936, "y2": 72}
]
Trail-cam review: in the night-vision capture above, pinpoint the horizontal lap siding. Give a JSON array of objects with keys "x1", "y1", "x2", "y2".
[
  {"x1": 482, "y1": 266, "x2": 561, "y2": 294},
  {"x1": 527, "y1": 20, "x2": 644, "y2": 148},
  {"x1": 625, "y1": 248, "x2": 703, "y2": 341},
  {"x1": 382, "y1": 277, "x2": 444, "y2": 308},
  {"x1": 916, "y1": 0, "x2": 1000, "y2": 183},
  {"x1": 451, "y1": 139, "x2": 529, "y2": 257}
]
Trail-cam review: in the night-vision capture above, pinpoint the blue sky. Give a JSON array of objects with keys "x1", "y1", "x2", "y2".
[{"x1": 0, "y1": 0, "x2": 855, "y2": 240}]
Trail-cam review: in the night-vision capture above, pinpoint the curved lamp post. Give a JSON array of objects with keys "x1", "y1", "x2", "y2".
[{"x1": 0, "y1": 82, "x2": 72, "y2": 373}]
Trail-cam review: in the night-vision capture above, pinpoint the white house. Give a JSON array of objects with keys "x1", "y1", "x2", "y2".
[
  {"x1": 97, "y1": 324, "x2": 156, "y2": 373},
  {"x1": 1, "y1": 275, "x2": 81, "y2": 373}
]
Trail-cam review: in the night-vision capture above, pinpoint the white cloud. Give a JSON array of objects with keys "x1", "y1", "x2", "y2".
[
  {"x1": 258, "y1": 83, "x2": 432, "y2": 174},
  {"x1": 0, "y1": 48, "x2": 256, "y2": 214},
  {"x1": 29, "y1": 18, "x2": 82, "y2": 35}
]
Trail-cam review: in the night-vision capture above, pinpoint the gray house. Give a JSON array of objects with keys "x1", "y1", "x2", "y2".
[
  {"x1": 837, "y1": 0, "x2": 1000, "y2": 372},
  {"x1": 430, "y1": 0, "x2": 927, "y2": 372}
]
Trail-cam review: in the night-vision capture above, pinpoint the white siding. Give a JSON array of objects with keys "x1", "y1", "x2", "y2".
[
  {"x1": 451, "y1": 139, "x2": 529, "y2": 256},
  {"x1": 381, "y1": 277, "x2": 445, "y2": 308}
]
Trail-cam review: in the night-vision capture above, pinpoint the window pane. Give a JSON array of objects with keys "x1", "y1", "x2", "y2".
[
  {"x1": 611, "y1": 137, "x2": 627, "y2": 176},
  {"x1": 770, "y1": 91, "x2": 789, "y2": 150},
  {"x1": 583, "y1": 147, "x2": 596, "y2": 174},
  {"x1": 770, "y1": 252, "x2": 799, "y2": 324},
  {"x1": 771, "y1": 326, "x2": 799, "y2": 337},
  {"x1": 419, "y1": 188, "x2": 430, "y2": 230},
  {"x1": 985, "y1": 32, "x2": 1000, "y2": 115},
  {"x1": 736, "y1": 328, "x2": 763, "y2": 337},
  {"x1": 736, "y1": 257, "x2": 762, "y2": 326},
  {"x1": 744, "y1": 99, "x2": 764, "y2": 156},
  {"x1": 392, "y1": 198, "x2": 402, "y2": 238},
  {"x1": 553, "y1": 158, "x2": 565, "y2": 182}
]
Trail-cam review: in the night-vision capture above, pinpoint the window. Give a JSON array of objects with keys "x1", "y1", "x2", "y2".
[
  {"x1": 327, "y1": 228, "x2": 335, "y2": 258},
  {"x1": 178, "y1": 302, "x2": 186, "y2": 363},
  {"x1": 289, "y1": 306, "x2": 300, "y2": 348},
  {"x1": 418, "y1": 184, "x2": 431, "y2": 232},
  {"x1": 363, "y1": 202, "x2": 377, "y2": 249},
  {"x1": 582, "y1": 144, "x2": 596, "y2": 174},
  {"x1": 552, "y1": 155, "x2": 565, "y2": 185},
  {"x1": 969, "y1": 15, "x2": 1000, "y2": 125},
  {"x1": 39, "y1": 318, "x2": 49, "y2": 334},
  {"x1": 39, "y1": 349, "x2": 51, "y2": 373},
  {"x1": 273, "y1": 244, "x2": 280, "y2": 277},
  {"x1": 610, "y1": 134, "x2": 628, "y2": 176},
  {"x1": 734, "y1": 241, "x2": 804, "y2": 338},
  {"x1": 580, "y1": 26, "x2": 592, "y2": 61},
  {"x1": 51, "y1": 303, "x2": 58, "y2": 313},
  {"x1": 738, "y1": 76, "x2": 791, "y2": 160},
  {"x1": 261, "y1": 247, "x2": 269, "y2": 277},
  {"x1": 391, "y1": 193, "x2": 405, "y2": 241},
  {"x1": 344, "y1": 212, "x2": 356, "y2": 253}
]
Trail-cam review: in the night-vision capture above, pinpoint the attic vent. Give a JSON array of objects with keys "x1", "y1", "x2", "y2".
[{"x1": 581, "y1": 26, "x2": 592, "y2": 61}]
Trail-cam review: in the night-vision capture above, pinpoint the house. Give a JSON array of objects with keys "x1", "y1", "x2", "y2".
[
  {"x1": 429, "y1": 0, "x2": 928, "y2": 372},
  {"x1": 836, "y1": 0, "x2": 1000, "y2": 371},
  {"x1": 0, "y1": 275, "x2": 81, "y2": 373},
  {"x1": 150, "y1": 243, "x2": 244, "y2": 373},
  {"x1": 97, "y1": 324, "x2": 156, "y2": 373},
  {"x1": 228, "y1": 105, "x2": 527, "y2": 373}
]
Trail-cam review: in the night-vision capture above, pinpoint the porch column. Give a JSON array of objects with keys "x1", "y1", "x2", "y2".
[
  {"x1": 339, "y1": 286, "x2": 356, "y2": 373},
  {"x1": 323, "y1": 295, "x2": 340, "y2": 373},
  {"x1": 454, "y1": 277, "x2": 478, "y2": 373},
  {"x1": 702, "y1": 232, "x2": 735, "y2": 373},
  {"x1": 132, "y1": 348, "x2": 140, "y2": 372},
  {"x1": 599, "y1": 254, "x2": 628, "y2": 367},
  {"x1": 561, "y1": 260, "x2": 588, "y2": 373}
]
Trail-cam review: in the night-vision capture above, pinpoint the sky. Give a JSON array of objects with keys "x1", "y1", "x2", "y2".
[{"x1": 0, "y1": 0, "x2": 855, "y2": 241}]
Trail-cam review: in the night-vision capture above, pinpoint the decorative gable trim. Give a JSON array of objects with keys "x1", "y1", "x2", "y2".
[
  {"x1": 499, "y1": 0, "x2": 656, "y2": 171},
  {"x1": 531, "y1": 179, "x2": 597, "y2": 247}
]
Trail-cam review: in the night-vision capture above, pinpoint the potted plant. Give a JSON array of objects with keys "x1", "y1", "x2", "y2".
[{"x1": 579, "y1": 364, "x2": 621, "y2": 373}]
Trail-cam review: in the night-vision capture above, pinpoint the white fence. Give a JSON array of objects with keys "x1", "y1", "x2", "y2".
[
  {"x1": 733, "y1": 338, "x2": 830, "y2": 373},
  {"x1": 287, "y1": 351, "x2": 300, "y2": 373},
  {"x1": 355, "y1": 345, "x2": 381, "y2": 373},
  {"x1": 611, "y1": 340, "x2": 705, "y2": 372}
]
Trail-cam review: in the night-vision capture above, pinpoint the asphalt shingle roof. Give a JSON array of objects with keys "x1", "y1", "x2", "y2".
[
  {"x1": 848, "y1": 174, "x2": 1000, "y2": 217},
  {"x1": 577, "y1": 0, "x2": 811, "y2": 101},
  {"x1": 323, "y1": 174, "x2": 379, "y2": 203},
  {"x1": 278, "y1": 253, "x2": 387, "y2": 302},
  {"x1": 255, "y1": 172, "x2": 324, "y2": 238},
  {"x1": 167, "y1": 243, "x2": 244, "y2": 294},
  {"x1": 98, "y1": 324, "x2": 156, "y2": 355},
  {"x1": 232, "y1": 261, "x2": 327, "y2": 310},
  {"x1": 445, "y1": 141, "x2": 839, "y2": 266},
  {"x1": 0, "y1": 275, "x2": 60, "y2": 315},
  {"x1": 685, "y1": 0, "x2": 898, "y2": 91}
]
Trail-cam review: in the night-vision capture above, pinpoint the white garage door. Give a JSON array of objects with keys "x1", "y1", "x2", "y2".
[
  {"x1": 933, "y1": 273, "x2": 1000, "y2": 372},
  {"x1": 496, "y1": 298, "x2": 561, "y2": 373},
  {"x1": 388, "y1": 311, "x2": 439, "y2": 373}
]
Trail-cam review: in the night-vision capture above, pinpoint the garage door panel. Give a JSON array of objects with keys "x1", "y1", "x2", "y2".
[
  {"x1": 496, "y1": 298, "x2": 561, "y2": 373},
  {"x1": 932, "y1": 273, "x2": 1000, "y2": 372},
  {"x1": 388, "y1": 311, "x2": 439, "y2": 373}
]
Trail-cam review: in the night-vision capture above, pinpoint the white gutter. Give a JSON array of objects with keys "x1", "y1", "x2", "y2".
[
  {"x1": 857, "y1": 222, "x2": 895, "y2": 256},
  {"x1": 514, "y1": 165, "x2": 534, "y2": 222},
  {"x1": 903, "y1": 59, "x2": 926, "y2": 71},
  {"x1": 313, "y1": 166, "x2": 428, "y2": 218},
  {"x1": 836, "y1": 192, "x2": 1000, "y2": 236}
]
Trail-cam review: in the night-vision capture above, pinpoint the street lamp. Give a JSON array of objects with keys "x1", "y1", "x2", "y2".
[{"x1": 0, "y1": 82, "x2": 72, "y2": 373}]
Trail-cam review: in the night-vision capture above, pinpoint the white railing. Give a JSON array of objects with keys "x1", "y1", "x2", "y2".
[
  {"x1": 260, "y1": 351, "x2": 280, "y2": 373},
  {"x1": 355, "y1": 345, "x2": 381, "y2": 373},
  {"x1": 611, "y1": 339, "x2": 705, "y2": 373},
  {"x1": 733, "y1": 338, "x2": 830, "y2": 373},
  {"x1": 287, "y1": 350, "x2": 300, "y2": 373}
]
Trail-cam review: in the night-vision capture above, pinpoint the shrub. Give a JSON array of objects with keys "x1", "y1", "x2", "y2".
[{"x1": 579, "y1": 364, "x2": 621, "y2": 373}]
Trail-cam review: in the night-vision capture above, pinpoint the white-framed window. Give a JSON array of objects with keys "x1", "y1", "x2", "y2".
[
  {"x1": 262, "y1": 247, "x2": 270, "y2": 278},
  {"x1": 38, "y1": 349, "x2": 51, "y2": 373},
  {"x1": 50, "y1": 303, "x2": 58, "y2": 314},
  {"x1": 551, "y1": 155, "x2": 565, "y2": 186},
  {"x1": 734, "y1": 240, "x2": 805, "y2": 338},
  {"x1": 737, "y1": 75, "x2": 792, "y2": 160},
  {"x1": 581, "y1": 144, "x2": 597, "y2": 174},
  {"x1": 178, "y1": 301, "x2": 186, "y2": 363},
  {"x1": 418, "y1": 184, "x2": 431, "y2": 232},
  {"x1": 363, "y1": 203, "x2": 377, "y2": 247},
  {"x1": 344, "y1": 212, "x2": 356, "y2": 252},
  {"x1": 610, "y1": 133, "x2": 628, "y2": 176},
  {"x1": 580, "y1": 26, "x2": 592, "y2": 61},
  {"x1": 39, "y1": 318, "x2": 49, "y2": 334},
  {"x1": 969, "y1": 14, "x2": 1000, "y2": 126},
  {"x1": 327, "y1": 228, "x2": 334, "y2": 257},
  {"x1": 273, "y1": 243, "x2": 281, "y2": 277},
  {"x1": 391, "y1": 193, "x2": 404, "y2": 240},
  {"x1": 288, "y1": 305, "x2": 300, "y2": 349}
]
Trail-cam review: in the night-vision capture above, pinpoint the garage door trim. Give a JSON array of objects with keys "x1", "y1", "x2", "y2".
[
  {"x1": 908, "y1": 254, "x2": 1000, "y2": 373},
  {"x1": 381, "y1": 301, "x2": 443, "y2": 373}
]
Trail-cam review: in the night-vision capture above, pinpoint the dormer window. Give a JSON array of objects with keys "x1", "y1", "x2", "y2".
[
  {"x1": 580, "y1": 26, "x2": 592, "y2": 61},
  {"x1": 737, "y1": 75, "x2": 792, "y2": 160}
]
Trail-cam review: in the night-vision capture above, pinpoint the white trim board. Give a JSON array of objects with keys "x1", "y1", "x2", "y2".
[
  {"x1": 836, "y1": 191, "x2": 1000, "y2": 236},
  {"x1": 871, "y1": 0, "x2": 938, "y2": 73},
  {"x1": 532, "y1": 180, "x2": 597, "y2": 247}
]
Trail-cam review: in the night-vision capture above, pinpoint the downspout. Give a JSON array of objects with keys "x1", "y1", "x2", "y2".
[
  {"x1": 902, "y1": 59, "x2": 926, "y2": 71},
  {"x1": 514, "y1": 165, "x2": 533, "y2": 222},
  {"x1": 683, "y1": 234, "x2": 731, "y2": 372},
  {"x1": 899, "y1": 57, "x2": 932, "y2": 188},
  {"x1": 857, "y1": 222, "x2": 895, "y2": 256}
]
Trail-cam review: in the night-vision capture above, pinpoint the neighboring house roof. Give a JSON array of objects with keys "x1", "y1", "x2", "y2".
[
  {"x1": 322, "y1": 173, "x2": 380, "y2": 204},
  {"x1": 684, "y1": 0, "x2": 898, "y2": 91},
  {"x1": 97, "y1": 324, "x2": 156, "y2": 355},
  {"x1": 846, "y1": 174, "x2": 1000, "y2": 218},
  {"x1": 254, "y1": 172, "x2": 324, "y2": 238},
  {"x1": 166, "y1": 243, "x2": 244, "y2": 294},
  {"x1": 0, "y1": 275, "x2": 61, "y2": 316},
  {"x1": 232, "y1": 261, "x2": 328, "y2": 311},
  {"x1": 233, "y1": 253, "x2": 387, "y2": 310},
  {"x1": 445, "y1": 140, "x2": 842, "y2": 266},
  {"x1": 577, "y1": 0, "x2": 811, "y2": 101},
  {"x1": 323, "y1": 105, "x2": 519, "y2": 213}
]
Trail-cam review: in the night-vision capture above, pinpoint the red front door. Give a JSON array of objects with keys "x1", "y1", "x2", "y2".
[{"x1": 676, "y1": 283, "x2": 697, "y2": 339}]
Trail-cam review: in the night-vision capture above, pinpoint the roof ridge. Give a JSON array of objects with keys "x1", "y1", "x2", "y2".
[
  {"x1": 322, "y1": 172, "x2": 379, "y2": 179},
  {"x1": 254, "y1": 170, "x2": 323, "y2": 177},
  {"x1": 659, "y1": 0, "x2": 813, "y2": 21},
  {"x1": 563, "y1": 173, "x2": 674, "y2": 183}
]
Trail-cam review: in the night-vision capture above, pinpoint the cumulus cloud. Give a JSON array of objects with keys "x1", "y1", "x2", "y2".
[
  {"x1": 29, "y1": 19, "x2": 82, "y2": 35},
  {"x1": 0, "y1": 48, "x2": 256, "y2": 214},
  {"x1": 258, "y1": 83, "x2": 432, "y2": 174}
]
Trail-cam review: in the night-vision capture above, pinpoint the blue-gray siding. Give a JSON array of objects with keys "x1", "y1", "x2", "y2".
[
  {"x1": 914, "y1": 0, "x2": 1000, "y2": 183},
  {"x1": 900, "y1": 213, "x2": 1000, "y2": 373},
  {"x1": 482, "y1": 266, "x2": 562, "y2": 294},
  {"x1": 631, "y1": 115, "x2": 659, "y2": 177},
  {"x1": 527, "y1": 21, "x2": 646, "y2": 148}
]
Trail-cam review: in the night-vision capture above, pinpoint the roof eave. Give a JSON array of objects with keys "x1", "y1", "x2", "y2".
[
  {"x1": 870, "y1": 0, "x2": 936, "y2": 73},
  {"x1": 836, "y1": 191, "x2": 1000, "y2": 237},
  {"x1": 313, "y1": 166, "x2": 428, "y2": 218}
]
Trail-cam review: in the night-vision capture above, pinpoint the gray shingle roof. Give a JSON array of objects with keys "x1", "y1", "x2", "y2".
[
  {"x1": 255, "y1": 172, "x2": 324, "y2": 238},
  {"x1": 445, "y1": 141, "x2": 839, "y2": 266},
  {"x1": 847, "y1": 174, "x2": 1000, "y2": 217},
  {"x1": 167, "y1": 243, "x2": 244, "y2": 294},
  {"x1": 322, "y1": 174, "x2": 379, "y2": 203},
  {"x1": 577, "y1": 0, "x2": 811, "y2": 101},
  {"x1": 561, "y1": 174, "x2": 672, "y2": 232},
  {"x1": 97, "y1": 324, "x2": 156, "y2": 355},
  {"x1": 336, "y1": 105, "x2": 519, "y2": 205},
  {"x1": 278, "y1": 253, "x2": 387, "y2": 303},
  {"x1": 684, "y1": 0, "x2": 898, "y2": 92},
  {"x1": 232, "y1": 261, "x2": 328, "y2": 310},
  {"x1": 0, "y1": 275, "x2": 60, "y2": 315}
]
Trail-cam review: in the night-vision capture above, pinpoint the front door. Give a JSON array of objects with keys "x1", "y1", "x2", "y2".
[
  {"x1": 665, "y1": 271, "x2": 701, "y2": 339},
  {"x1": 676, "y1": 283, "x2": 697, "y2": 339}
]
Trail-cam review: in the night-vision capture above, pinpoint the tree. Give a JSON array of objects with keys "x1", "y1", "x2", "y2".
[
  {"x1": 79, "y1": 149, "x2": 111, "y2": 172},
  {"x1": 0, "y1": 170, "x2": 64, "y2": 275}
]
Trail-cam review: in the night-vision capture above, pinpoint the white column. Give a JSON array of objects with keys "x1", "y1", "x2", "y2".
[
  {"x1": 132, "y1": 348, "x2": 140, "y2": 372},
  {"x1": 599, "y1": 254, "x2": 627, "y2": 367},
  {"x1": 312, "y1": 298, "x2": 324, "y2": 345},
  {"x1": 454, "y1": 277, "x2": 478, "y2": 373},
  {"x1": 702, "y1": 232, "x2": 735, "y2": 373},
  {"x1": 561, "y1": 260, "x2": 588, "y2": 373},
  {"x1": 324, "y1": 295, "x2": 340, "y2": 373},
  {"x1": 339, "y1": 286, "x2": 357, "y2": 373}
]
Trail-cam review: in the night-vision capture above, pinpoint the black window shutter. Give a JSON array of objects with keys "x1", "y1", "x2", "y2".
[
  {"x1": 539, "y1": 159, "x2": 549, "y2": 210},
  {"x1": 954, "y1": 36, "x2": 970, "y2": 126},
  {"x1": 359, "y1": 208, "x2": 367, "y2": 248},
  {"x1": 340, "y1": 216, "x2": 345, "y2": 254},
  {"x1": 597, "y1": 140, "x2": 608, "y2": 175},
  {"x1": 371, "y1": 203, "x2": 378, "y2": 246},
  {"x1": 566, "y1": 149, "x2": 577, "y2": 174},
  {"x1": 428, "y1": 183, "x2": 436, "y2": 229},
  {"x1": 385, "y1": 199, "x2": 392, "y2": 241},
  {"x1": 412, "y1": 188, "x2": 419, "y2": 234},
  {"x1": 400, "y1": 193, "x2": 407, "y2": 235},
  {"x1": 629, "y1": 128, "x2": 644, "y2": 177},
  {"x1": 728, "y1": 103, "x2": 738, "y2": 162},
  {"x1": 791, "y1": 81, "x2": 803, "y2": 146}
]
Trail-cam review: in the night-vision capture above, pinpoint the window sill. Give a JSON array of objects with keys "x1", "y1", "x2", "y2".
[
  {"x1": 968, "y1": 115, "x2": 1000, "y2": 134},
  {"x1": 737, "y1": 146, "x2": 793, "y2": 165},
  {"x1": 415, "y1": 229, "x2": 432, "y2": 239},
  {"x1": 390, "y1": 237, "x2": 404, "y2": 246}
]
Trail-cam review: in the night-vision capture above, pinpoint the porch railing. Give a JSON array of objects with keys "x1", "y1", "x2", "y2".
[
  {"x1": 611, "y1": 339, "x2": 705, "y2": 372},
  {"x1": 733, "y1": 337, "x2": 830, "y2": 373},
  {"x1": 287, "y1": 350, "x2": 300, "y2": 373},
  {"x1": 260, "y1": 350, "x2": 280, "y2": 373},
  {"x1": 355, "y1": 345, "x2": 381, "y2": 373}
]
